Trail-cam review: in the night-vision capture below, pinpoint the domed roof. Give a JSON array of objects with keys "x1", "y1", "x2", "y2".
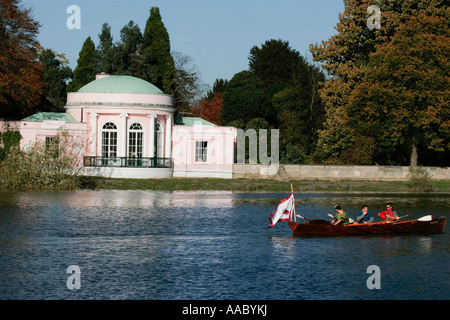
[{"x1": 78, "y1": 75, "x2": 164, "y2": 95}]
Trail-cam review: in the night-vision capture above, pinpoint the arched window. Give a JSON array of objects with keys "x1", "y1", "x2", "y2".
[
  {"x1": 102, "y1": 122, "x2": 118, "y2": 158},
  {"x1": 129, "y1": 122, "x2": 144, "y2": 158}
]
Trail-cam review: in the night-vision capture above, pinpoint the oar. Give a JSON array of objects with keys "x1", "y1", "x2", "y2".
[
  {"x1": 296, "y1": 214, "x2": 313, "y2": 222},
  {"x1": 417, "y1": 215, "x2": 432, "y2": 221},
  {"x1": 392, "y1": 214, "x2": 409, "y2": 222}
]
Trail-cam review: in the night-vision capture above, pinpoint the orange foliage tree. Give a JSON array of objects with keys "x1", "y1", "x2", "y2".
[
  {"x1": 348, "y1": 13, "x2": 449, "y2": 166},
  {"x1": 199, "y1": 92, "x2": 223, "y2": 125},
  {"x1": 310, "y1": 0, "x2": 448, "y2": 165},
  {"x1": 0, "y1": 0, "x2": 45, "y2": 119}
]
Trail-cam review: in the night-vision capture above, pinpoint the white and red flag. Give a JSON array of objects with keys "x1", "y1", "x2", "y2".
[{"x1": 269, "y1": 193, "x2": 294, "y2": 228}]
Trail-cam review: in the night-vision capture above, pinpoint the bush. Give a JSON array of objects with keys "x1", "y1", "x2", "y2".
[
  {"x1": 0, "y1": 127, "x2": 22, "y2": 161},
  {"x1": 0, "y1": 132, "x2": 85, "y2": 190},
  {"x1": 407, "y1": 166, "x2": 432, "y2": 192}
]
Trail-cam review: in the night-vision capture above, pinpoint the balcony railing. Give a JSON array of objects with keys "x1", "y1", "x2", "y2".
[{"x1": 84, "y1": 156, "x2": 172, "y2": 168}]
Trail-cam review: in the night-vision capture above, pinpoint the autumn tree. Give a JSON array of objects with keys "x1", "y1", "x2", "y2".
[
  {"x1": 311, "y1": 0, "x2": 448, "y2": 166},
  {"x1": 0, "y1": 0, "x2": 45, "y2": 119},
  {"x1": 348, "y1": 13, "x2": 450, "y2": 166},
  {"x1": 198, "y1": 79, "x2": 228, "y2": 125},
  {"x1": 199, "y1": 92, "x2": 223, "y2": 125}
]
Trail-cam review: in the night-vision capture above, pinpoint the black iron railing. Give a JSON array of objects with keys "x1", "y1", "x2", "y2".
[{"x1": 84, "y1": 156, "x2": 172, "y2": 168}]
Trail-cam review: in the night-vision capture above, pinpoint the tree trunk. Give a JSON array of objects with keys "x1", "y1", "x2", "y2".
[{"x1": 410, "y1": 144, "x2": 418, "y2": 167}]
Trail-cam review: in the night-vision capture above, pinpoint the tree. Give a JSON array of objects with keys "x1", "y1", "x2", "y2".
[
  {"x1": 141, "y1": 7, "x2": 175, "y2": 93},
  {"x1": 200, "y1": 92, "x2": 223, "y2": 125},
  {"x1": 310, "y1": 0, "x2": 379, "y2": 164},
  {"x1": 310, "y1": 0, "x2": 448, "y2": 166},
  {"x1": 205, "y1": 79, "x2": 228, "y2": 101},
  {"x1": 348, "y1": 13, "x2": 450, "y2": 166},
  {"x1": 198, "y1": 79, "x2": 228, "y2": 125},
  {"x1": 97, "y1": 20, "x2": 151, "y2": 79},
  {"x1": 67, "y1": 37, "x2": 98, "y2": 92},
  {"x1": 172, "y1": 51, "x2": 205, "y2": 113},
  {"x1": 39, "y1": 49, "x2": 73, "y2": 112},
  {"x1": 0, "y1": 0, "x2": 45, "y2": 119},
  {"x1": 221, "y1": 71, "x2": 266, "y2": 125},
  {"x1": 248, "y1": 39, "x2": 310, "y2": 124},
  {"x1": 273, "y1": 87, "x2": 311, "y2": 162},
  {"x1": 115, "y1": 21, "x2": 144, "y2": 77},
  {"x1": 97, "y1": 23, "x2": 114, "y2": 74},
  {"x1": 249, "y1": 39, "x2": 305, "y2": 93}
]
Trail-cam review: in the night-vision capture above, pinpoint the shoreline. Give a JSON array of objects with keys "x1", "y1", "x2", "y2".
[{"x1": 78, "y1": 176, "x2": 450, "y2": 194}]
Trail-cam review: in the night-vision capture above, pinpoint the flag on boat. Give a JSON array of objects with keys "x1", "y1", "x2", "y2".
[{"x1": 269, "y1": 193, "x2": 294, "y2": 228}]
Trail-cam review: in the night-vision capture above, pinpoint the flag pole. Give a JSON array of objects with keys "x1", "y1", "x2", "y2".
[{"x1": 291, "y1": 184, "x2": 297, "y2": 222}]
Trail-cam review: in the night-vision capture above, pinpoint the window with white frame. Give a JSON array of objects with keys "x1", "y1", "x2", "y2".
[
  {"x1": 195, "y1": 141, "x2": 208, "y2": 163},
  {"x1": 128, "y1": 123, "x2": 143, "y2": 158},
  {"x1": 102, "y1": 122, "x2": 118, "y2": 158}
]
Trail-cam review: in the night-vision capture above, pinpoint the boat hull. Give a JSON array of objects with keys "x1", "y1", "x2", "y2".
[{"x1": 288, "y1": 217, "x2": 446, "y2": 237}]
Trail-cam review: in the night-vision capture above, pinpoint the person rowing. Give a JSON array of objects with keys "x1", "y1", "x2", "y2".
[
  {"x1": 378, "y1": 203, "x2": 399, "y2": 221},
  {"x1": 331, "y1": 205, "x2": 349, "y2": 225}
]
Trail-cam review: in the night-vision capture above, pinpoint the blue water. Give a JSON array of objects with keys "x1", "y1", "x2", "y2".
[{"x1": 0, "y1": 190, "x2": 448, "y2": 300}]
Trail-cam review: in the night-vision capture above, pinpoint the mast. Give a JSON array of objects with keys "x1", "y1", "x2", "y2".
[{"x1": 291, "y1": 184, "x2": 297, "y2": 222}]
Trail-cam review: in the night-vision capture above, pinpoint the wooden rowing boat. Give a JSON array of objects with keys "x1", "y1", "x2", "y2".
[
  {"x1": 268, "y1": 186, "x2": 446, "y2": 237},
  {"x1": 288, "y1": 216, "x2": 447, "y2": 237}
]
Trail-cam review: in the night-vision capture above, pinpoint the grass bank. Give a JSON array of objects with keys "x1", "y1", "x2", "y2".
[{"x1": 79, "y1": 177, "x2": 450, "y2": 193}]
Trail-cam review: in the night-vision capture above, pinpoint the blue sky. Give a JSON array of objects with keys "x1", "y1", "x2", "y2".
[{"x1": 22, "y1": 0, "x2": 345, "y2": 88}]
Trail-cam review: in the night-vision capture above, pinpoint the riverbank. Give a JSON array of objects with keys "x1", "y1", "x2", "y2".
[{"x1": 79, "y1": 176, "x2": 450, "y2": 193}]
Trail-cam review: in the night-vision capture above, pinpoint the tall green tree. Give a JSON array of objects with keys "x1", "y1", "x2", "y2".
[
  {"x1": 38, "y1": 49, "x2": 73, "y2": 112},
  {"x1": 116, "y1": 20, "x2": 144, "y2": 76},
  {"x1": 247, "y1": 39, "x2": 326, "y2": 161},
  {"x1": 67, "y1": 37, "x2": 98, "y2": 92},
  {"x1": 221, "y1": 71, "x2": 266, "y2": 125},
  {"x1": 141, "y1": 7, "x2": 175, "y2": 94},
  {"x1": 205, "y1": 79, "x2": 228, "y2": 101},
  {"x1": 249, "y1": 39, "x2": 306, "y2": 94},
  {"x1": 248, "y1": 39, "x2": 303, "y2": 124},
  {"x1": 97, "y1": 23, "x2": 114, "y2": 74}
]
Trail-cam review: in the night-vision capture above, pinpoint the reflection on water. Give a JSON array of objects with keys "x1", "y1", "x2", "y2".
[{"x1": 0, "y1": 190, "x2": 448, "y2": 300}]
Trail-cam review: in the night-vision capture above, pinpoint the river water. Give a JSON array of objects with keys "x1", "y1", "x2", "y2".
[{"x1": 0, "y1": 190, "x2": 448, "y2": 300}]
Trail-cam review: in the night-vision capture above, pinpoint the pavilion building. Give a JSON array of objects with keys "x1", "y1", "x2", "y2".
[{"x1": 0, "y1": 74, "x2": 237, "y2": 179}]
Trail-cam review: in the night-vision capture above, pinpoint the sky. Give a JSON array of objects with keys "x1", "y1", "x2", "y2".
[{"x1": 21, "y1": 0, "x2": 345, "y2": 89}]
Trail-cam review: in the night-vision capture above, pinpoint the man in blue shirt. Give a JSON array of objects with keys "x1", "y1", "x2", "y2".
[{"x1": 356, "y1": 205, "x2": 374, "y2": 224}]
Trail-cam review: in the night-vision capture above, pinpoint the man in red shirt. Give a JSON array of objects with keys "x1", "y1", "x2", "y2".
[{"x1": 378, "y1": 203, "x2": 399, "y2": 220}]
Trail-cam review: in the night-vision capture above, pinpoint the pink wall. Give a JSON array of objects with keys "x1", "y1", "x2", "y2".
[
  {"x1": 67, "y1": 92, "x2": 173, "y2": 107},
  {"x1": 172, "y1": 124, "x2": 237, "y2": 177}
]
